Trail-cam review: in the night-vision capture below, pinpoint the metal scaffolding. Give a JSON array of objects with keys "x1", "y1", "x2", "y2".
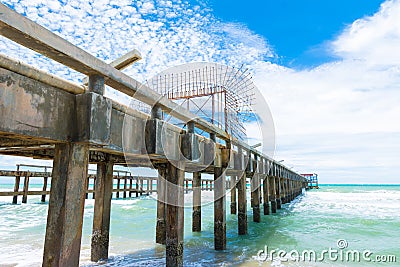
[{"x1": 141, "y1": 63, "x2": 256, "y2": 140}]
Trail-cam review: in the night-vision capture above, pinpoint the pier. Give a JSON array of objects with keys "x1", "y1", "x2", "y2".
[{"x1": 0, "y1": 4, "x2": 308, "y2": 267}]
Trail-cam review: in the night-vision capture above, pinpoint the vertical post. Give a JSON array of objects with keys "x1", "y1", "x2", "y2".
[
  {"x1": 192, "y1": 172, "x2": 201, "y2": 232},
  {"x1": 41, "y1": 167, "x2": 48, "y2": 202},
  {"x1": 165, "y1": 162, "x2": 185, "y2": 267},
  {"x1": 237, "y1": 148, "x2": 247, "y2": 235},
  {"x1": 238, "y1": 173, "x2": 247, "y2": 235},
  {"x1": 214, "y1": 165, "x2": 226, "y2": 250},
  {"x1": 129, "y1": 178, "x2": 133, "y2": 197},
  {"x1": 116, "y1": 178, "x2": 120, "y2": 198},
  {"x1": 135, "y1": 177, "x2": 139, "y2": 197},
  {"x1": 43, "y1": 143, "x2": 89, "y2": 267},
  {"x1": 123, "y1": 177, "x2": 127, "y2": 198},
  {"x1": 91, "y1": 158, "x2": 114, "y2": 262},
  {"x1": 230, "y1": 175, "x2": 237, "y2": 214},
  {"x1": 156, "y1": 165, "x2": 167, "y2": 244},
  {"x1": 252, "y1": 155, "x2": 260, "y2": 223},
  {"x1": 263, "y1": 175, "x2": 269, "y2": 215},
  {"x1": 276, "y1": 176, "x2": 282, "y2": 209},
  {"x1": 22, "y1": 175, "x2": 29, "y2": 204},
  {"x1": 280, "y1": 178, "x2": 285, "y2": 204},
  {"x1": 185, "y1": 180, "x2": 189, "y2": 194},
  {"x1": 269, "y1": 175, "x2": 277, "y2": 214},
  {"x1": 12, "y1": 165, "x2": 20, "y2": 204},
  {"x1": 211, "y1": 133, "x2": 226, "y2": 250},
  {"x1": 93, "y1": 177, "x2": 96, "y2": 199},
  {"x1": 86, "y1": 177, "x2": 89, "y2": 199}
]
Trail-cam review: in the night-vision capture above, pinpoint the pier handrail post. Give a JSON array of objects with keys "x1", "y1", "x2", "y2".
[{"x1": 12, "y1": 165, "x2": 20, "y2": 204}]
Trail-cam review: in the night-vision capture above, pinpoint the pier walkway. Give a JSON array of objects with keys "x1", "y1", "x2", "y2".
[{"x1": 0, "y1": 4, "x2": 308, "y2": 266}]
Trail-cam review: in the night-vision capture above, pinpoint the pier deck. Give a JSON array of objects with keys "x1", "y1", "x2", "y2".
[{"x1": 0, "y1": 4, "x2": 308, "y2": 266}]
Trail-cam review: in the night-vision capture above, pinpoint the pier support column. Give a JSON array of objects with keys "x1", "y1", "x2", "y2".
[
  {"x1": 276, "y1": 177, "x2": 282, "y2": 209},
  {"x1": 192, "y1": 172, "x2": 201, "y2": 232},
  {"x1": 252, "y1": 174, "x2": 260, "y2": 223},
  {"x1": 165, "y1": 162, "x2": 185, "y2": 267},
  {"x1": 230, "y1": 175, "x2": 237, "y2": 214},
  {"x1": 281, "y1": 178, "x2": 286, "y2": 204},
  {"x1": 91, "y1": 158, "x2": 114, "y2": 262},
  {"x1": 43, "y1": 142, "x2": 89, "y2": 267},
  {"x1": 156, "y1": 165, "x2": 167, "y2": 244},
  {"x1": 263, "y1": 175, "x2": 269, "y2": 215},
  {"x1": 214, "y1": 166, "x2": 226, "y2": 250},
  {"x1": 269, "y1": 175, "x2": 277, "y2": 214},
  {"x1": 237, "y1": 172, "x2": 247, "y2": 235}
]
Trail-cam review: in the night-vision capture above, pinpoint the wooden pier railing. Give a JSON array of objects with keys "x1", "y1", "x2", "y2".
[{"x1": 0, "y1": 165, "x2": 217, "y2": 204}]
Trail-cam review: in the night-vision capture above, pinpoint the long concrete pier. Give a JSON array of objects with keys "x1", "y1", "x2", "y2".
[{"x1": 0, "y1": 4, "x2": 308, "y2": 266}]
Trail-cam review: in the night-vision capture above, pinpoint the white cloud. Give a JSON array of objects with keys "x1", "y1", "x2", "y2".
[{"x1": 0, "y1": 0, "x2": 399, "y2": 183}]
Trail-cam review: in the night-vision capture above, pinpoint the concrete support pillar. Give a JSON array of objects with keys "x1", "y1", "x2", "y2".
[
  {"x1": 156, "y1": 165, "x2": 167, "y2": 244},
  {"x1": 214, "y1": 166, "x2": 226, "y2": 250},
  {"x1": 165, "y1": 162, "x2": 185, "y2": 267},
  {"x1": 269, "y1": 176, "x2": 277, "y2": 214},
  {"x1": 43, "y1": 143, "x2": 89, "y2": 267},
  {"x1": 230, "y1": 175, "x2": 237, "y2": 215},
  {"x1": 192, "y1": 172, "x2": 201, "y2": 232},
  {"x1": 276, "y1": 177, "x2": 282, "y2": 209},
  {"x1": 91, "y1": 158, "x2": 114, "y2": 262},
  {"x1": 281, "y1": 178, "x2": 286, "y2": 204},
  {"x1": 237, "y1": 173, "x2": 247, "y2": 235},
  {"x1": 263, "y1": 175, "x2": 269, "y2": 215},
  {"x1": 252, "y1": 174, "x2": 260, "y2": 223}
]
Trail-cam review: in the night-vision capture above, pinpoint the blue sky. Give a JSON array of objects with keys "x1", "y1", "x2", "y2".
[
  {"x1": 210, "y1": 0, "x2": 384, "y2": 68},
  {"x1": 0, "y1": 0, "x2": 400, "y2": 184}
]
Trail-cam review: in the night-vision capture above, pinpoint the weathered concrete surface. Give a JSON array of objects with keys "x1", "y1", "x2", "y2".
[
  {"x1": 0, "y1": 68, "x2": 75, "y2": 142},
  {"x1": 91, "y1": 159, "x2": 114, "y2": 262},
  {"x1": 165, "y1": 162, "x2": 185, "y2": 267},
  {"x1": 43, "y1": 143, "x2": 89, "y2": 267},
  {"x1": 76, "y1": 92, "x2": 112, "y2": 145},
  {"x1": 230, "y1": 175, "x2": 237, "y2": 215},
  {"x1": 214, "y1": 166, "x2": 226, "y2": 250},
  {"x1": 192, "y1": 172, "x2": 201, "y2": 232},
  {"x1": 263, "y1": 175, "x2": 270, "y2": 215},
  {"x1": 156, "y1": 165, "x2": 167, "y2": 244}
]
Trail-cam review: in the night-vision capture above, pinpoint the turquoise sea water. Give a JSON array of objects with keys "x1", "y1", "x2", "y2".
[{"x1": 0, "y1": 184, "x2": 399, "y2": 266}]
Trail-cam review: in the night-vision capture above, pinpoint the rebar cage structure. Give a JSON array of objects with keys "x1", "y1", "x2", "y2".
[{"x1": 137, "y1": 63, "x2": 256, "y2": 141}]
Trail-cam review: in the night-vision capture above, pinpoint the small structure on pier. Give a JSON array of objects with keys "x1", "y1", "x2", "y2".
[{"x1": 302, "y1": 173, "x2": 319, "y2": 189}]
